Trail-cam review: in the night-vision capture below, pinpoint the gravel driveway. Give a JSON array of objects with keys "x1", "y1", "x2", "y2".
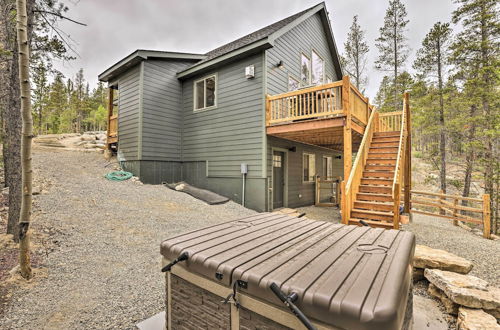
[{"x1": 0, "y1": 149, "x2": 255, "y2": 329}]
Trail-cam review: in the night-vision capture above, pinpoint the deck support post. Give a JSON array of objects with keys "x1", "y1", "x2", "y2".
[
  {"x1": 342, "y1": 76, "x2": 352, "y2": 183},
  {"x1": 403, "y1": 92, "x2": 411, "y2": 214}
]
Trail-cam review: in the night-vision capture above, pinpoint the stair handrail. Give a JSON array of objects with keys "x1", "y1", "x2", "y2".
[
  {"x1": 342, "y1": 107, "x2": 377, "y2": 223},
  {"x1": 391, "y1": 97, "x2": 408, "y2": 229}
]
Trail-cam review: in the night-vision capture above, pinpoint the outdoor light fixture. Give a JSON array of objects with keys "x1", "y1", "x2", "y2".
[
  {"x1": 288, "y1": 146, "x2": 296, "y2": 152},
  {"x1": 335, "y1": 155, "x2": 342, "y2": 159},
  {"x1": 276, "y1": 60, "x2": 284, "y2": 68}
]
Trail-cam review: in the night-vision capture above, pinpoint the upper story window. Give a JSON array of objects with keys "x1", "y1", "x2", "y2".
[
  {"x1": 288, "y1": 75, "x2": 300, "y2": 91},
  {"x1": 194, "y1": 74, "x2": 217, "y2": 111},
  {"x1": 300, "y1": 53, "x2": 311, "y2": 86},
  {"x1": 311, "y1": 50, "x2": 324, "y2": 85}
]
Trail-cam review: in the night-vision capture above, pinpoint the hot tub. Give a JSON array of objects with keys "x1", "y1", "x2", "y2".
[{"x1": 160, "y1": 212, "x2": 415, "y2": 329}]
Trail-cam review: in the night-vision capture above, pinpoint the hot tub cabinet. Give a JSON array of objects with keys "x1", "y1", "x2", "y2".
[{"x1": 160, "y1": 213, "x2": 415, "y2": 329}]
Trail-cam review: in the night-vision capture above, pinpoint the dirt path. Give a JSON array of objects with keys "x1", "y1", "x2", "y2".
[{"x1": 0, "y1": 149, "x2": 255, "y2": 329}]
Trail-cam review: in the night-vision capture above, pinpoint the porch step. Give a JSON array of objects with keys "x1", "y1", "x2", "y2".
[
  {"x1": 363, "y1": 171, "x2": 395, "y2": 178},
  {"x1": 357, "y1": 192, "x2": 393, "y2": 202},
  {"x1": 370, "y1": 146, "x2": 399, "y2": 153},
  {"x1": 361, "y1": 178, "x2": 393, "y2": 186},
  {"x1": 371, "y1": 141, "x2": 399, "y2": 148},
  {"x1": 365, "y1": 164, "x2": 395, "y2": 171},
  {"x1": 351, "y1": 208, "x2": 394, "y2": 222},
  {"x1": 354, "y1": 200, "x2": 393, "y2": 212},
  {"x1": 373, "y1": 131, "x2": 400, "y2": 137},
  {"x1": 369, "y1": 152, "x2": 397, "y2": 159},
  {"x1": 358, "y1": 185, "x2": 392, "y2": 194},
  {"x1": 366, "y1": 158, "x2": 397, "y2": 165},
  {"x1": 349, "y1": 218, "x2": 394, "y2": 229}
]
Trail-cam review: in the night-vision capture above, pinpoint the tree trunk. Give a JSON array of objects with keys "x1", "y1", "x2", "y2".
[
  {"x1": 437, "y1": 37, "x2": 446, "y2": 207},
  {"x1": 1, "y1": 0, "x2": 22, "y2": 241},
  {"x1": 462, "y1": 105, "x2": 477, "y2": 213},
  {"x1": 16, "y1": 0, "x2": 33, "y2": 280}
]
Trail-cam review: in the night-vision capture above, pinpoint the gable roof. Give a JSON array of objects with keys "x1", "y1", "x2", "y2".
[
  {"x1": 98, "y1": 50, "x2": 205, "y2": 82},
  {"x1": 177, "y1": 2, "x2": 343, "y2": 79}
]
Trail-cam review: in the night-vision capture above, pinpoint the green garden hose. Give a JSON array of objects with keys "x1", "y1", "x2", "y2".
[{"x1": 105, "y1": 171, "x2": 133, "y2": 181}]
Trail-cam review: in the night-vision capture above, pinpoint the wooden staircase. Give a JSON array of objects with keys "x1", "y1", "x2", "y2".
[
  {"x1": 341, "y1": 93, "x2": 411, "y2": 230},
  {"x1": 349, "y1": 131, "x2": 400, "y2": 228}
]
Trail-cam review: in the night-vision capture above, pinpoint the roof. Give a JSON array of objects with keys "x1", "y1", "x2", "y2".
[
  {"x1": 176, "y1": 2, "x2": 343, "y2": 79},
  {"x1": 99, "y1": 2, "x2": 343, "y2": 82},
  {"x1": 98, "y1": 50, "x2": 205, "y2": 82}
]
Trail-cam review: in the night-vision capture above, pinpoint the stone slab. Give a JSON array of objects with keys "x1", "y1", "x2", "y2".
[
  {"x1": 457, "y1": 307, "x2": 500, "y2": 330},
  {"x1": 413, "y1": 295, "x2": 448, "y2": 330},
  {"x1": 414, "y1": 245, "x2": 473, "y2": 274}
]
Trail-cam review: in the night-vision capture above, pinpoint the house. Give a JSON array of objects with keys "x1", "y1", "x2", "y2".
[{"x1": 98, "y1": 2, "x2": 411, "y2": 228}]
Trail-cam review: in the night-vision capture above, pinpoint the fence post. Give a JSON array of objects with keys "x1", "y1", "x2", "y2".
[
  {"x1": 483, "y1": 194, "x2": 491, "y2": 239},
  {"x1": 453, "y1": 197, "x2": 458, "y2": 226},
  {"x1": 340, "y1": 180, "x2": 347, "y2": 224},
  {"x1": 439, "y1": 189, "x2": 445, "y2": 215}
]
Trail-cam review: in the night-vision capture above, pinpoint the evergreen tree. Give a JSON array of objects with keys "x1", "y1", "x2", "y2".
[
  {"x1": 32, "y1": 61, "x2": 49, "y2": 134},
  {"x1": 343, "y1": 15, "x2": 369, "y2": 92},
  {"x1": 414, "y1": 22, "x2": 453, "y2": 194},
  {"x1": 375, "y1": 0, "x2": 410, "y2": 111},
  {"x1": 451, "y1": 0, "x2": 499, "y2": 231}
]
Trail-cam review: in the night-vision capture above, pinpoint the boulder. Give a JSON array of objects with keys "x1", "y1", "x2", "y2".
[
  {"x1": 424, "y1": 269, "x2": 500, "y2": 312},
  {"x1": 457, "y1": 307, "x2": 500, "y2": 330},
  {"x1": 428, "y1": 283, "x2": 459, "y2": 315},
  {"x1": 414, "y1": 245, "x2": 473, "y2": 274}
]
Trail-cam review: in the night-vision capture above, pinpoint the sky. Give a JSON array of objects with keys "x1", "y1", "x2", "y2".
[{"x1": 54, "y1": 0, "x2": 458, "y2": 99}]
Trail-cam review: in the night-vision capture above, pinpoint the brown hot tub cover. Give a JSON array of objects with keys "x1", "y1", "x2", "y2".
[{"x1": 160, "y1": 212, "x2": 415, "y2": 330}]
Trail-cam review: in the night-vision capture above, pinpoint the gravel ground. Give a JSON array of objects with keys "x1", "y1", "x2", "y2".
[
  {"x1": 403, "y1": 214, "x2": 500, "y2": 286},
  {"x1": 296, "y1": 205, "x2": 341, "y2": 223},
  {"x1": 0, "y1": 149, "x2": 255, "y2": 330}
]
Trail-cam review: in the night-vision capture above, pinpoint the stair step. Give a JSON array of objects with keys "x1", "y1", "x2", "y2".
[
  {"x1": 374, "y1": 131, "x2": 400, "y2": 137},
  {"x1": 349, "y1": 218, "x2": 394, "y2": 229},
  {"x1": 369, "y1": 152, "x2": 397, "y2": 159},
  {"x1": 371, "y1": 142, "x2": 399, "y2": 148},
  {"x1": 363, "y1": 171, "x2": 395, "y2": 178},
  {"x1": 361, "y1": 178, "x2": 393, "y2": 186},
  {"x1": 357, "y1": 192, "x2": 393, "y2": 202},
  {"x1": 370, "y1": 147, "x2": 399, "y2": 153},
  {"x1": 351, "y1": 208, "x2": 394, "y2": 221},
  {"x1": 367, "y1": 158, "x2": 397, "y2": 165},
  {"x1": 354, "y1": 200, "x2": 393, "y2": 212},
  {"x1": 365, "y1": 164, "x2": 395, "y2": 171},
  {"x1": 359, "y1": 185, "x2": 392, "y2": 194}
]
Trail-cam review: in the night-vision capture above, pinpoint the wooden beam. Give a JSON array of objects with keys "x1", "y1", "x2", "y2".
[
  {"x1": 266, "y1": 117, "x2": 344, "y2": 135},
  {"x1": 342, "y1": 76, "x2": 352, "y2": 181},
  {"x1": 351, "y1": 121, "x2": 365, "y2": 135}
]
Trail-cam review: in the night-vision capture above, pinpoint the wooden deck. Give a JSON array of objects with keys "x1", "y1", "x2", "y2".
[{"x1": 265, "y1": 76, "x2": 372, "y2": 179}]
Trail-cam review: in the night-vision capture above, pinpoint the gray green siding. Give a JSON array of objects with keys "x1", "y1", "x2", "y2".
[
  {"x1": 142, "y1": 59, "x2": 196, "y2": 161},
  {"x1": 266, "y1": 12, "x2": 339, "y2": 95},
  {"x1": 116, "y1": 65, "x2": 141, "y2": 161},
  {"x1": 181, "y1": 53, "x2": 264, "y2": 178}
]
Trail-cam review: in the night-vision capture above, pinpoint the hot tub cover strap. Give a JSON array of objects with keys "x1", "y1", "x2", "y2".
[{"x1": 270, "y1": 282, "x2": 316, "y2": 330}]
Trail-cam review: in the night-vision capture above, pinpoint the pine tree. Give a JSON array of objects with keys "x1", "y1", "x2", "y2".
[
  {"x1": 32, "y1": 61, "x2": 49, "y2": 134},
  {"x1": 375, "y1": 0, "x2": 410, "y2": 111},
  {"x1": 451, "y1": 0, "x2": 500, "y2": 232},
  {"x1": 414, "y1": 22, "x2": 453, "y2": 194},
  {"x1": 343, "y1": 15, "x2": 369, "y2": 92}
]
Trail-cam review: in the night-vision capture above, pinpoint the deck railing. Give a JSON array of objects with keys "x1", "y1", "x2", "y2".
[
  {"x1": 265, "y1": 77, "x2": 371, "y2": 127},
  {"x1": 378, "y1": 111, "x2": 403, "y2": 132}
]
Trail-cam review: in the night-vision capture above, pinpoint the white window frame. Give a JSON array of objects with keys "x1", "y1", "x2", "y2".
[
  {"x1": 300, "y1": 53, "x2": 311, "y2": 87},
  {"x1": 288, "y1": 75, "x2": 300, "y2": 91},
  {"x1": 303, "y1": 153, "x2": 316, "y2": 183},
  {"x1": 326, "y1": 75, "x2": 332, "y2": 83},
  {"x1": 193, "y1": 73, "x2": 217, "y2": 111},
  {"x1": 322, "y1": 155, "x2": 333, "y2": 179},
  {"x1": 311, "y1": 49, "x2": 325, "y2": 85}
]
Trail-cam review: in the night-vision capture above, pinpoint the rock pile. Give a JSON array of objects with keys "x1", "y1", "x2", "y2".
[
  {"x1": 34, "y1": 132, "x2": 107, "y2": 151},
  {"x1": 413, "y1": 245, "x2": 500, "y2": 329}
]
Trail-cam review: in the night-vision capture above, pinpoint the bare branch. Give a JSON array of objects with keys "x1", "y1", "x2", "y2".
[{"x1": 33, "y1": 10, "x2": 87, "y2": 26}]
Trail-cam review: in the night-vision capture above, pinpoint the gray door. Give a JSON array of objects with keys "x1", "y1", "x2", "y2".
[{"x1": 273, "y1": 151, "x2": 285, "y2": 209}]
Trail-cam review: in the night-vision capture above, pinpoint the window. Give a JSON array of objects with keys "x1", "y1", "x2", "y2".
[
  {"x1": 288, "y1": 75, "x2": 300, "y2": 91},
  {"x1": 303, "y1": 153, "x2": 316, "y2": 182},
  {"x1": 311, "y1": 50, "x2": 324, "y2": 85},
  {"x1": 273, "y1": 154, "x2": 282, "y2": 168},
  {"x1": 300, "y1": 53, "x2": 311, "y2": 86},
  {"x1": 194, "y1": 74, "x2": 217, "y2": 110},
  {"x1": 326, "y1": 76, "x2": 332, "y2": 83},
  {"x1": 323, "y1": 156, "x2": 333, "y2": 179}
]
